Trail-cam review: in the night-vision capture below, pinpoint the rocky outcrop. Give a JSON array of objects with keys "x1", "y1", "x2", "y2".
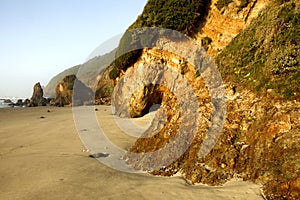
[
  {"x1": 53, "y1": 75, "x2": 94, "y2": 107},
  {"x1": 3, "y1": 99, "x2": 12, "y2": 104},
  {"x1": 112, "y1": 46, "x2": 205, "y2": 118},
  {"x1": 15, "y1": 99, "x2": 24, "y2": 107},
  {"x1": 114, "y1": 34, "x2": 299, "y2": 200},
  {"x1": 159, "y1": 86, "x2": 300, "y2": 199},
  {"x1": 29, "y1": 82, "x2": 47, "y2": 107},
  {"x1": 44, "y1": 66, "x2": 80, "y2": 98},
  {"x1": 115, "y1": 52, "x2": 300, "y2": 200},
  {"x1": 24, "y1": 99, "x2": 31, "y2": 107},
  {"x1": 45, "y1": 50, "x2": 115, "y2": 98},
  {"x1": 114, "y1": 37, "x2": 223, "y2": 170}
]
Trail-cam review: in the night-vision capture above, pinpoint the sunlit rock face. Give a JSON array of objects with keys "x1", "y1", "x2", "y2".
[
  {"x1": 97, "y1": 0, "x2": 300, "y2": 198},
  {"x1": 112, "y1": 31, "x2": 300, "y2": 200},
  {"x1": 195, "y1": 0, "x2": 270, "y2": 56},
  {"x1": 53, "y1": 75, "x2": 94, "y2": 107},
  {"x1": 112, "y1": 40, "x2": 214, "y2": 171},
  {"x1": 115, "y1": 46, "x2": 300, "y2": 198}
]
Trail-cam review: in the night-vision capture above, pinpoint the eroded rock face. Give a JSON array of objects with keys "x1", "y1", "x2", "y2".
[
  {"x1": 94, "y1": 1, "x2": 300, "y2": 198},
  {"x1": 128, "y1": 84, "x2": 165, "y2": 118},
  {"x1": 114, "y1": 45, "x2": 300, "y2": 199},
  {"x1": 30, "y1": 82, "x2": 47, "y2": 106},
  {"x1": 113, "y1": 39, "x2": 218, "y2": 170},
  {"x1": 174, "y1": 86, "x2": 300, "y2": 199},
  {"x1": 53, "y1": 75, "x2": 94, "y2": 107}
]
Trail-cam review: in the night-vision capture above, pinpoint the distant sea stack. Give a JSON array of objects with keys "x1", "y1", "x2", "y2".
[
  {"x1": 52, "y1": 75, "x2": 94, "y2": 107},
  {"x1": 29, "y1": 82, "x2": 47, "y2": 107}
]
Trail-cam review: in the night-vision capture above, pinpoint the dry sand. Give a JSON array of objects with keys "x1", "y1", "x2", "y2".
[{"x1": 0, "y1": 106, "x2": 265, "y2": 200}]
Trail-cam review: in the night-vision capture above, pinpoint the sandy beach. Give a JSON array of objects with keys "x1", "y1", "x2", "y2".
[{"x1": 0, "y1": 106, "x2": 264, "y2": 200}]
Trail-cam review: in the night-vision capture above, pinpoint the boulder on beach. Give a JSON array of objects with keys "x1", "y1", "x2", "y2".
[
  {"x1": 24, "y1": 99, "x2": 31, "y2": 107},
  {"x1": 15, "y1": 99, "x2": 24, "y2": 107}
]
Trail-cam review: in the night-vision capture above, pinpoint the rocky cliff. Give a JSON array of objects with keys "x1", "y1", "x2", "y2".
[
  {"x1": 44, "y1": 0, "x2": 299, "y2": 198},
  {"x1": 104, "y1": 0, "x2": 299, "y2": 199},
  {"x1": 113, "y1": 39, "x2": 299, "y2": 199}
]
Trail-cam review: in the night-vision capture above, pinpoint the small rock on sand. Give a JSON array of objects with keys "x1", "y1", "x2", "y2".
[{"x1": 89, "y1": 153, "x2": 110, "y2": 158}]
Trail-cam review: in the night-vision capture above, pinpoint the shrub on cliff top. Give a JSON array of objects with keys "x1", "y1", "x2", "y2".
[{"x1": 131, "y1": 0, "x2": 210, "y2": 34}]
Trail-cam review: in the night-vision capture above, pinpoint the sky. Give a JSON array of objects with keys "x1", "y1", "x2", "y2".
[{"x1": 0, "y1": 0, "x2": 148, "y2": 98}]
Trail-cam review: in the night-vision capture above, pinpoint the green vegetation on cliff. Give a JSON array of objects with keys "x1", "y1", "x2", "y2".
[
  {"x1": 111, "y1": 0, "x2": 211, "y2": 79},
  {"x1": 215, "y1": 0, "x2": 233, "y2": 10},
  {"x1": 216, "y1": 1, "x2": 300, "y2": 99},
  {"x1": 131, "y1": 0, "x2": 210, "y2": 33}
]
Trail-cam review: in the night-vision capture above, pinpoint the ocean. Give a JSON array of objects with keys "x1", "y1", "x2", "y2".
[
  {"x1": 0, "y1": 98, "x2": 26, "y2": 108},
  {"x1": 0, "y1": 100, "x2": 12, "y2": 108}
]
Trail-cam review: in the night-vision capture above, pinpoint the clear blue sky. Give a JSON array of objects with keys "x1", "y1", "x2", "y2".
[{"x1": 0, "y1": 0, "x2": 147, "y2": 98}]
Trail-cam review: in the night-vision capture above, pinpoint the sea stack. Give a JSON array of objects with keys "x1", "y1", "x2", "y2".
[{"x1": 29, "y1": 82, "x2": 47, "y2": 106}]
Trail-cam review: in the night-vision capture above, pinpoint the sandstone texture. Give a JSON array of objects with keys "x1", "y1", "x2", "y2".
[
  {"x1": 109, "y1": 1, "x2": 300, "y2": 198},
  {"x1": 113, "y1": 39, "x2": 299, "y2": 199},
  {"x1": 195, "y1": 0, "x2": 270, "y2": 56}
]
